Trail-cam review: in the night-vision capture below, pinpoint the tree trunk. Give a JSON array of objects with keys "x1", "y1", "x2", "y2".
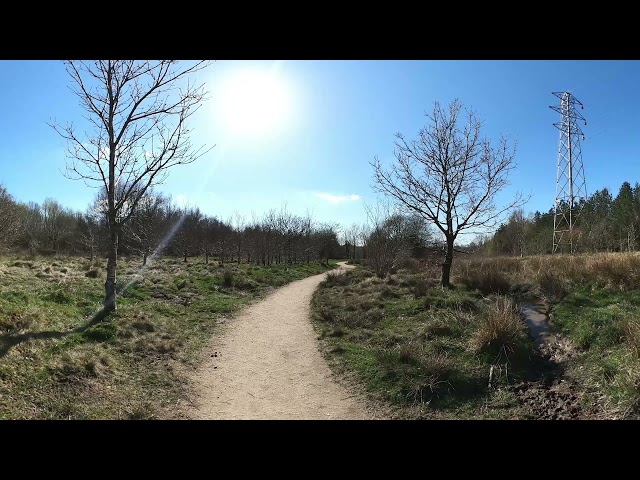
[
  {"x1": 104, "y1": 225, "x2": 118, "y2": 312},
  {"x1": 183, "y1": 251, "x2": 187, "y2": 262},
  {"x1": 205, "y1": 249, "x2": 209, "y2": 265},
  {"x1": 441, "y1": 236, "x2": 454, "y2": 288},
  {"x1": 143, "y1": 248, "x2": 148, "y2": 266}
]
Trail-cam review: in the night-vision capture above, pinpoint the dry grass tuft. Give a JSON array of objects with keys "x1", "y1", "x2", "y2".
[
  {"x1": 322, "y1": 270, "x2": 353, "y2": 287},
  {"x1": 536, "y1": 270, "x2": 568, "y2": 300},
  {"x1": 622, "y1": 319, "x2": 640, "y2": 359},
  {"x1": 85, "y1": 269, "x2": 99, "y2": 278},
  {"x1": 222, "y1": 269, "x2": 234, "y2": 288},
  {"x1": 455, "y1": 259, "x2": 511, "y2": 294},
  {"x1": 398, "y1": 342, "x2": 455, "y2": 402},
  {"x1": 472, "y1": 296, "x2": 530, "y2": 363}
]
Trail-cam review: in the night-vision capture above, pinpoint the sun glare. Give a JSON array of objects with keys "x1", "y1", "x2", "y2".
[{"x1": 218, "y1": 68, "x2": 291, "y2": 138}]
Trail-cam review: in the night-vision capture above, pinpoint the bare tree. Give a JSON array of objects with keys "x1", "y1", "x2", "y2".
[
  {"x1": 20, "y1": 202, "x2": 44, "y2": 254},
  {"x1": 76, "y1": 210, "x2": 101, "y2": 262},
  {"x1": 358, "y1": 223, "x2": 371, "y2": 260},
  {"x1": 125, "y1": 189, "x2": 170, "y2": 265},
  {"x1": 173, "y1": 207, "x2": 203, "y2": 263},
  {"x1": 0, "y1": 185, "x2": 22, "y2": 248},
  {"x1": 345, "y1": 223, "x2": 360, "y2": 260},
  {"x1": 372, "y1": 99, "x2": 525, "y2": 287},
  {"x1": 233, "y1": 212, "x2": 246, "y2": 265},
  {"x1": 51, "y1": 60, "x2": 212, "y2": 312},
  {"x1": 364, "y1": 201, "x2": 412, "y2": 278},
  {"x1": 42, "y1": 198, "x2": 73, "y2": 253}
]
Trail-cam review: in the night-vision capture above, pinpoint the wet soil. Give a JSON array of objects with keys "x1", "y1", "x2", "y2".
[{"x1": 511, "y1": 300, "x2": 585, "y2": 419}]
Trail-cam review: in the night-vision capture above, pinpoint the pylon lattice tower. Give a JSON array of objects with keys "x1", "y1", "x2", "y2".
[{"x1": 550, "y1": 91, "x2": 587, "y2": 254}]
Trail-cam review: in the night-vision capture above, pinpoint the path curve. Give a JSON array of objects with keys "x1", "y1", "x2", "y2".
[{"x1": 185, "y1": 262, "x2": 370, "y2": 420}]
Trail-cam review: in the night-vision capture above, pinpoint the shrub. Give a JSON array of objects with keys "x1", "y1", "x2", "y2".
[
  {"x1": 322, "y1": 270, "x2": 352, "y2": 287},
  {"x1": 223, "y1": 269, "x2": 234, "y2": 288},
  {"x1": 399, "y1": 257, "x2": 421, "y2": 273},
  {"x1": 412, "y1": 280, "x2": 430, "y2": 299},
  {"x1": 379, "y1": 285, "x2": 400, "y2": 299}
]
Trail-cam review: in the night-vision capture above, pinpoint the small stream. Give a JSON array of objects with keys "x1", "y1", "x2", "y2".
[{"x1": 520, "y1": 300, "x2": 553, "y2": 346}]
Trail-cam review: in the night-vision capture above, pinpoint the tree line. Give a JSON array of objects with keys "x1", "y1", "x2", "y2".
[
  {"x1": 0, "y1": 183, "x2": 344, "y2": 266},
  {"x1": 483, "y1": 181, "x2": 640, "y2": 255}
]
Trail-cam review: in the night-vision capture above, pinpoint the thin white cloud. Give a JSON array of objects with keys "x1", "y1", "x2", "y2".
[{"x1": 313, "y1": 192, "x2": 361, "y2": 205}]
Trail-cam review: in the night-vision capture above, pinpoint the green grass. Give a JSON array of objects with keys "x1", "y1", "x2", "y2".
[
  {"x1": 313, "y1": 252, "x2": 640, "y2": 419},
  {"x1": 0, "y1": 254, "x2": 334, "y2": 419},
  {"x1": 551, "y1": 286, "x2": 640, "y2": 417},
  {"x1": 452, "y1": 252, "x2": 640, "y2": 418},
  {"x1": 311, "y1": 265, "x2": 532, "y2": 419},
  {"x1": 328, "y1": 259, "x2": 345, "y2": 267}
]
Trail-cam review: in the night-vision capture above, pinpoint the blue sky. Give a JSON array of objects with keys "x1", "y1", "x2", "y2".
[{"x1": 0, "y1": 60, "x2": 638, "y2": 239}]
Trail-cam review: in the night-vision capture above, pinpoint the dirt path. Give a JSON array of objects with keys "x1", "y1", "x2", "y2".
[{"x1": 185, "y1": 262, "x2": 372, "y2": 420}]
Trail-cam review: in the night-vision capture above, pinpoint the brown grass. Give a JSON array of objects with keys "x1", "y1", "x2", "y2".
[
  {"x1": 472, "y1": 296, "x2": 530, "y2": 363},
  {"x1": 456, "y1": 252, "x2": 640, "y2": 295},
  {"x1": 536, "y1": 270, "x2": 568, "y2": 300},
  {"x1": 399, "y1": 342, "x2": 455, "y2": 402},
  {"x1": 323, "y1": 270, "x2": 353, "y2": 287},
  {"x1": 454, "y1": 258, "x2": 512, "y2": 294},
  {"x1": 622, "y1": 319, "x2": 640, "y2": 359}
]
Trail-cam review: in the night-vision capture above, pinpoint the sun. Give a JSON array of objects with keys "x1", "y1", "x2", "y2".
[{"x1": 217, "y1": 68, "x2": 292, "y2": 138}]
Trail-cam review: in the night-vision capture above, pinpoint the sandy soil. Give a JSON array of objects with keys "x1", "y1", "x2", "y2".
[{"x1": 185, "y1": 262, "x2": 372, "y2": 420}]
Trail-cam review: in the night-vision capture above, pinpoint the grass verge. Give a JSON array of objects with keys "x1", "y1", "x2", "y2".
[
  {"x1": 0, "y1": 254, "x2": 334, "y2": 419},
  {"x1": 453, "y1": 252, "x2": 640, "y2": 418},
  {"x1": 311, "y1": 265, "x2": 532, "y2": 419}
]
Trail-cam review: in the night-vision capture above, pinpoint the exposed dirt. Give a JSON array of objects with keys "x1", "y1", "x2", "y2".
[
  {"x1": 514, "y1": 302, "x2": 588, "y2": 419},
  {"x1": 184, "y1": 262, "x2": 373, "y2": 420},
  {"x1": 509, "y1": 341, "x2": 584, "y2": 419}
]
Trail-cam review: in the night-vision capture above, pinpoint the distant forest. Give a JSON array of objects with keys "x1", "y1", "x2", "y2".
[
  {"x1": 0, "y1": 183, "x2": 345, "y2": 265},
  {"x1": 0, "y1": 182, "x2": 438, "y2": 268},
  {"x1": 483, "y1": 181, "x2": 640, "y2": 255},
  {"x1": 8, "y1": 179, "x2": 637, "y2": 264}
]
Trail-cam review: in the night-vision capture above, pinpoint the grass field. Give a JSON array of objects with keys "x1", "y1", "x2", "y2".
[
  {"x1": 311, "y1": 266, "x2": 533, "y2": 419},
  {"x1": 456, "y1": 253, "x2": 640, "y2": 417},
  {"x1": 0, "y1": 254, "x2": 335, "y2": 419},
  {"x1": 312, "y1": 252, "x2": 640, "y2": 419}
]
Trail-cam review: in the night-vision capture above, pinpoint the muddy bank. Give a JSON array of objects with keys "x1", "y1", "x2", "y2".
[{"x1": 512, "y1": 299, "x2": 585, "y2": 419}]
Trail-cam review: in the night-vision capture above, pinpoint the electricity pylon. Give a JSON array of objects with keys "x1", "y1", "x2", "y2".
[{"x1": 550, "y1": 91, "x2": 587, "y2": 254}]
